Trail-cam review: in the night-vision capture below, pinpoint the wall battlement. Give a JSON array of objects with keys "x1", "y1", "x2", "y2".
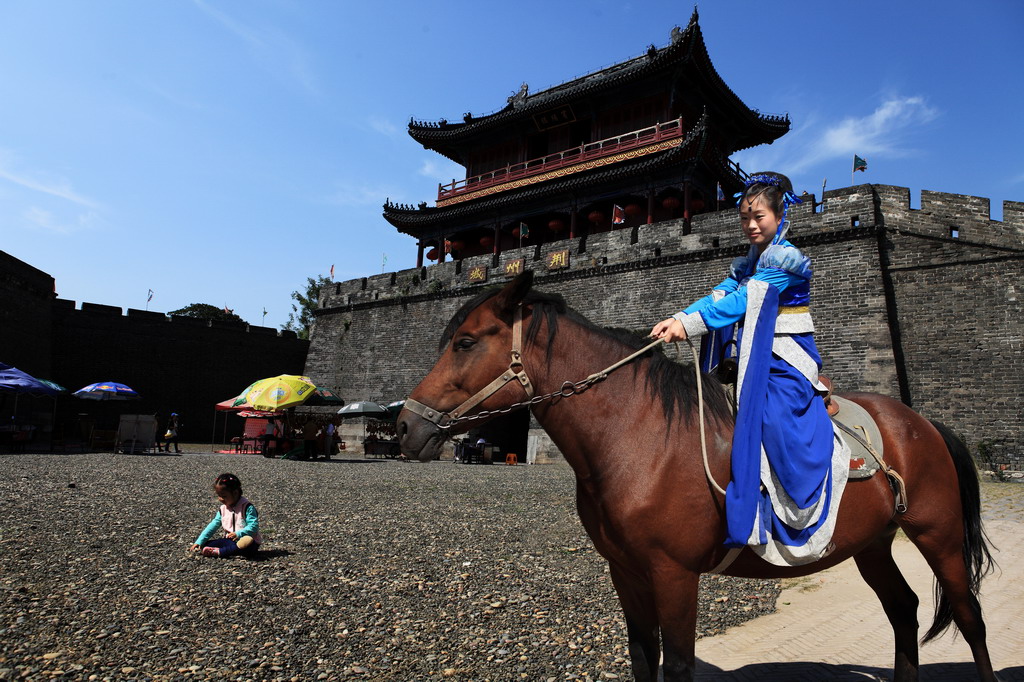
[
  {"x1": 319, "y1": 184, "x2": 1021, "y2": 312},
  {"x1": 52, "y1": 298, "x2": 300, "y2": 339}
]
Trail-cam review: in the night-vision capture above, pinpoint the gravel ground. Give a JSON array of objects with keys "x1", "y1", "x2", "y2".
[{"x1": 0, "y1": 453, "x2": 780, "y2": 681}]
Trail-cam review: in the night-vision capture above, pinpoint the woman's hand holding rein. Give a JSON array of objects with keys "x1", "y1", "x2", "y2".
[{"x1": 650, "y1": 317, "x2": 687, "y2": 343}]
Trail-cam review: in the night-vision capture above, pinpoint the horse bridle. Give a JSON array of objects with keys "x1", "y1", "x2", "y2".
[
  {"x1": 403, "y1": 305, "x2": 535, "y2": 429},
  {"x1": 402, "y1": 305, "x2": 729, "y2": 502},
  {"x1": 403, "y1": 304, "x2": 672, "y2": 433}
]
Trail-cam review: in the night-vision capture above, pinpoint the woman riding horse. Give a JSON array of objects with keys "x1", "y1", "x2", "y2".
[{"x1": 651, "y1": 172, "x2": 842, "y2": 566}]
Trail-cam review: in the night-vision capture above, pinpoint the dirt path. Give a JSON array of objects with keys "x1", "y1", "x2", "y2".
[{"x1": 694, "y1": 482, "x2": 1024, "y2": 680}]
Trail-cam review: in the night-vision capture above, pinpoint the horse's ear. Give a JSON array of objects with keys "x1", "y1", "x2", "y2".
[{"x1": 491, "y1": 270, "x2": 533, "y2": 315}]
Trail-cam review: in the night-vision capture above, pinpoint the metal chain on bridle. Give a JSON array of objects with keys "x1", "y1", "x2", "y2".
[
  {"x1": 435, "y1": 345, "x2": 662, "y2": 429},
  {"x1": 403, "y1": 304, "x2": 727, "y2": 496},
  {"x1": 404, "y1": 303, "x2": 668, "y2": 430}
]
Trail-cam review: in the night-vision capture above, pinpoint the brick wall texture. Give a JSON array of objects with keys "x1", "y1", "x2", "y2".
[
  {"x1": 0, "y1": 250, "x2": 309, "y2": 444},
  {"x1": 44, "y1": 305, "x2": 309, "y2": 442},
  {"x1": 306, "y1": 184, "x2": 1023, "y2": 467},
  {"x1": 0, "y1": 251, "x2": 54, "y2": 379}
]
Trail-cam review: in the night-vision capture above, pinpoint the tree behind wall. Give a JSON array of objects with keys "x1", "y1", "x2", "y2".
[
  {"x1": 169, "y1": 303, "x2": 247, "y2": 325},
  {"x1": 284, "y1": 275, "x2": 331, "y2": 340}
]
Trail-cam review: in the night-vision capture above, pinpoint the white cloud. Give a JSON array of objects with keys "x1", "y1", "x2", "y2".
[
  {"x1": 193, "y1": 0, "x2": 264, "y2": 47},
  {"x1": 368, "y1": 116, "x2": 400, "y2": 138},
  {"x1": 192, "y1": 0, "x2": 319, "y2": 95},
  {"x1": 0, "y1": 155, "x2": 100, "y2": 209},
  {"x1": 735, "y1": 96, "x2": 940, "y2": 176},
  {"x1": 21, "y1": 207, "x2": 101, "y2": 235},
  {"x1": 418, "y1": 158, "x2": 464, "y2": 183},
  {"x1": 819, "y1": 97, "x2": 938, "y2": 158},
  {"x1": 324, "y1": 183, "x2": 392, "y2": 208}
]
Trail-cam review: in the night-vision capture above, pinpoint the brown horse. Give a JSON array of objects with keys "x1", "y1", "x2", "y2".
[{"x1": 396, "y1": 271, "x2": 997, "y2": 682}]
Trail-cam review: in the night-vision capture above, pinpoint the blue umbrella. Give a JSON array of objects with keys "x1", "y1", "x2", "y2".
[
  {"x1": 0, "y1": 363, "x2": 59, "y2": 396},
  {"x1": 73, "y1": 381, "x2": 141, "y2": 400},
  {"x1": 1, "y1": 363, "x2": 60, "y2": 436},
  {"x1": 38, "y1": 379, "x2": 67, "y2": 394}
]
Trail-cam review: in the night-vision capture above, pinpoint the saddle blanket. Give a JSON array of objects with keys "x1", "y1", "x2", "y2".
[{"x1": 831, "y1": 395, "x2": 884, "y2": 479}]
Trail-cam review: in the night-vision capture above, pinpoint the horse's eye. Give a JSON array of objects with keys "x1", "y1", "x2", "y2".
[{"x1": 454, "y1": 338, "x2": 476, "y2": 351}]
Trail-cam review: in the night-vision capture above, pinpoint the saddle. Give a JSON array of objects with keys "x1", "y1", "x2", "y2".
[
  {"x1": 823, "y1": 387, "x2": 908, "y2": 514},
  {"x1": 828, "y1": 393, "x2": 882, "y2": 478}
]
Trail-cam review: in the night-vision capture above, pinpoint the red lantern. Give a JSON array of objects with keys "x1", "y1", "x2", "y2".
[
  {"x1": 451, "y1": 240, "x2": 465, "y2": 251},
  {"x1": 691, "y1": 198, "x2": 705, "y2": 211},
  {"x1": 661, "y1": 196, "x2": 680, "y2": 211},
  {"x1": 512, "y1": 226, "x2": 521, "y2": 237},
  {"x1": 479, "y1": 235, "x2": 495, "y2": 249},
  {"x1": 548, "y1": 218, "x2": 565, "y2": 232},
  {"x1": 624, "y1": 203, "x2": 642, "y2": 217},
  {"x1": 587, "y1": 210, "x2": 605, "y2": 224},
  {"x1": 425, "y1": 247, "x2": 439, "y2": 261}
]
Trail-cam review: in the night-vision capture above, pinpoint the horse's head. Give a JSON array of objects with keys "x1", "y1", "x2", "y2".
[{"x1": 397, "y1": 271, "x2": 537, "y2": 462}]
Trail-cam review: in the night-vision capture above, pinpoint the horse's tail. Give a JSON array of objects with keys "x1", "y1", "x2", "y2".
[{"x1": 922, "y1": 420, "x2": 996, "y2": 643}]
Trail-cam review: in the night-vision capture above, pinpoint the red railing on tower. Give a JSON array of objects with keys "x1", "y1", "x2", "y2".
[{"x1": 438, "y1": 118, "x2": 688, "y2": 202}]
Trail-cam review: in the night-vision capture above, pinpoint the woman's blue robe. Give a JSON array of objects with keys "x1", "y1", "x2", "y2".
[{"x1": 674, "y1": 240, "x2": 847, "y2": 565}]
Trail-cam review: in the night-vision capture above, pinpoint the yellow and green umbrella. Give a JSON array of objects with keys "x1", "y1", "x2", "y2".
[
  {"x1": 245, "y1": 375, "x2": 317, "y2": 411},
  {"x1": 304, "y1": 387, "x2": 344, "y2": 407},
  {"x1": 231, "y1": 381, "x2": 260, "y2": 407}
]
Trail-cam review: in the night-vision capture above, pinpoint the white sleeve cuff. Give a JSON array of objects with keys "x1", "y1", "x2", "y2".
[{"x1": 672, "y1": 311, "x2": 708, "y2": 339}]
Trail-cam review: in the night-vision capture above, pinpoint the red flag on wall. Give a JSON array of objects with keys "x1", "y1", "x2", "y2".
[
  {"x1": 329, "y1": 264, "x2": 335, "y2": 281},
  {"x1": 612, "y1": 204, "x2": 625, "y2": 225}
]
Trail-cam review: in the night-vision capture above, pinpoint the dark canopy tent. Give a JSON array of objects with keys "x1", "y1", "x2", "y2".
[{"x1": 0, "y1": 362, "x2": 59, "y2": 451}]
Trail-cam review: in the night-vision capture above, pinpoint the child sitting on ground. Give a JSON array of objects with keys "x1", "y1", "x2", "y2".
[{"x1": 190, "y1": 473, "x2": 262, "y2": 558}]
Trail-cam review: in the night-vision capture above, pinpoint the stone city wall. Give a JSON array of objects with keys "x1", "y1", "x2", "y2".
[
  {"x1": 47, "y1": 301, "x2": 309, "y2": 443},
  {"x1": 0, "y1": 250, "x2": 55, "y2": 379},
  {"x1": 307, "y1": 184, "x2": 1023, "y2": 466}
]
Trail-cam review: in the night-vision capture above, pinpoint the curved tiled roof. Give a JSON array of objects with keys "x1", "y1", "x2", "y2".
[
  {"x1": 383, "y1": 119, "x2": 728, "y2": 235},
  {"x1": 408, "y1": 9, "x2": 787, "y2": 156}
]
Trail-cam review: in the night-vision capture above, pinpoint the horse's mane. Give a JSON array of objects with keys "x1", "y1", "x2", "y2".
[{"x1": 440, "y1": 286, "x2": 733, "y2": 426}]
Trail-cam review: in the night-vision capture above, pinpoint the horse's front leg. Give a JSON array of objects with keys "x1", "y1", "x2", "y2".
[
  {"x1": 608, "y1": 564, "x2": 660, "y2": 682},
  {"x1": 651, "y1": 563, "x2": 701, "y2": 682},
  {"x1": 576, "y1": 482, "x2": 664, "y2": 680}
]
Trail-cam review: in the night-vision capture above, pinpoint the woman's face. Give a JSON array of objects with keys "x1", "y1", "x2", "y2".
[{"x1": 739, "y1": 194, "x2": 782, "y2": 250}]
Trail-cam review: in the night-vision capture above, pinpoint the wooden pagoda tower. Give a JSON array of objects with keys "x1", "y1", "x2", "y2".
[{"x1": 384, "y1": 9, "x2": 790, "y2": 266}]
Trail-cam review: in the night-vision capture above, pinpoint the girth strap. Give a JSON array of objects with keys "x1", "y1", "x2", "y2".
[{"x1": 833, "y1": 419, "x2": 908, "y2": 514}]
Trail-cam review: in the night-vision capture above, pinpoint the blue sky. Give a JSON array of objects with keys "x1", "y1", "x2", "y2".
[{"x1": 2, "y1": 0, "x2": 1021, "y2": 329}]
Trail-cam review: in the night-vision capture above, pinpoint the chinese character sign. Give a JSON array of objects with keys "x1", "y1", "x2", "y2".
[
  {"x1": 504, "y1": 259, "x2": 525, "y2": 277},
  {"x1": 468, "y1": 266, "x2": 488, "y2": 283},
  {"x1": 546, "y1": 250, "x2": 570, "y2": 271},
  {"x1": 532, "y1": 105, "x2": 576, "y2": 132}
]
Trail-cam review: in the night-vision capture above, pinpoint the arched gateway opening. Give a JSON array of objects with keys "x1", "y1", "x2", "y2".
[{"x1": 464, "y1": 409, "x2": 531, "y2": 464}]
